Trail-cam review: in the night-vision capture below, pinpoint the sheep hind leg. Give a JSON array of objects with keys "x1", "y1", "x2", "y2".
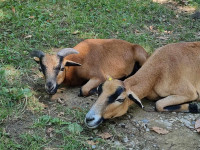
[
  {"x1": 156, "y1": 94, "x2": 198, "y2": 113},
  {"x1": 164, "y1": 102, "x2": 200, "y2": 113},
  {"x1": 79, "y1": 78, "x2": 104, "y2": 97}
]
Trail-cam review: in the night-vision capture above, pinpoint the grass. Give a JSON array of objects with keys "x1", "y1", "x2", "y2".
[{"x1": 0, "y1": 0, "x2": 200, "y2": 149}]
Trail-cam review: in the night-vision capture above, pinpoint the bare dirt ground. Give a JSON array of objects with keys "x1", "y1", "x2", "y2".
[
  {"x1": 52, "y1": 87, "x2": 200, "y2": 150},
  {"x1": 5, "y1": 42, "x2": 200, "y2": 149},
  {"x1": 6, "y1": 85, "x2": 200, "y2": 149},
  {"x1": 2, "y1": 0, "x2": 200, "y2": 149}
]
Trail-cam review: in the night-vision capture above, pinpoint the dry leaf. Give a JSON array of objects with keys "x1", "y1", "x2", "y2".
[
  {"x1": 57, "y1": 98, "x2": 64, "y2": 104},
  {"x1": 135, "y1": 29, "x2": 140, "y2": 33},
  {"x1": 87, "y1": 140, "x2": 99, "y2": 145},
  {"x1": 24, "y1": 35, "x2": 32, "y2": 39},
  {"x1": 195, "y1": 119, "x2": 200, "y2": 129},
  {"x1": 149, "y1": 26, "x2": 153, "y2": 30},
  {"x1": 151, "y1": 126, "x2": 169, "y2": 135},
  {"x1": 29, "y1": 16, "x2": 35, "y2": 19},
  {"x1": 12, "y1": 7, "x2": 15, "y2": 13},
  {"x1": 46, "y1": 127, "x2": 54, "y2": 137},
  {"x1": 72, "y1": 30, "x2": 80, "y2": 35},
  {"x1": 97, "y1": 132, "x2": 113, "y2": 139},
  {"x1": 195, "y1": 119, "x2": 200, "y2": 132},
  {"x1": 197, "y1": 128, "x2": 200, "y2": 132},
  {"x1": 57, "y1": 112, "x2": 64, "y2": 117}
]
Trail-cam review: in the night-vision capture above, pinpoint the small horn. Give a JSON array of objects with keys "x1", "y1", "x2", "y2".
[
  {"x1": 57, "y1": 48, "x2": 79, "y2": 57},
  {"x1": 30, "y1": 50, "x2": 45, "y2": 58}
]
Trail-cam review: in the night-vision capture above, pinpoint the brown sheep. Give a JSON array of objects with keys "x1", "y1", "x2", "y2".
[
  {"x1": 85, "y1": 42, "x2": 200, "y2": 128},
  {"x1": 31, "y1": 39, "x2": 148, "y2": 96}
]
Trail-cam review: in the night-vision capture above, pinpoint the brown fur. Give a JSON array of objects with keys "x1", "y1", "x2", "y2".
[
  {"x1": 33, "y1": 39, "x2": 148, "y2": 96},
  {"x1": 85, "y1": 42, "x2": 200, "y2": 128}
]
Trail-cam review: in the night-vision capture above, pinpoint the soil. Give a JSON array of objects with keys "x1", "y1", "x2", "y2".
[
  {"x1": 52, "y1": 88, "x2": 200, "y2": 150},
  {"x1": 4, "y1": 2, "x2": 200, "y2": 147},
  {"x1": 5, "y1": 85, "x2": 200, "y2": 149}
]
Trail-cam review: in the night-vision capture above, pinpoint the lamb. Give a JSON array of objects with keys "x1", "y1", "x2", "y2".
[
  {"x1": 31, "y1": 39, "x2": 148, "y2": 96},
  {"x1": 85, "y1": 42, "x2": 200, "y2": 128}
]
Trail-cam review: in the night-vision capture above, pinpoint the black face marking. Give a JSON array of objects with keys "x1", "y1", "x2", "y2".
[
  {"x1": 39, "y1": 57, "x2": 46, "y2": 75},
  {"x1": 97, "y1": 83, "x2": 103, "y2": 96},
  {"x1": 189, "y1": 102, "x2": 199, "y2": 113},
  {"x1": 164, "y1": 105, "x2": 181, "y2": 111},
  {"x1": 65, "y1": 61, "x2": 81, "y2": 66},
  {"x1": 128, "y1": 94, "x2": 143, "y2": 108},
  {"x1": 108, "y1": 87, "x2": 124, "y2": 104},
  {"x1": 53, "y1": 56, "x2": 63, "y2": 76},
  {"x1": 119, "y1": 61, "x2": 141, "y2": 81}
]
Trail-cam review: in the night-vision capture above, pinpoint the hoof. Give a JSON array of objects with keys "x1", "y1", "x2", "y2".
[
  {"x1": 89, "y1": 87, "x2": 97, "y2": 96},
  {"x1": 78, "y1": 88, "x2": 83, "y2": 97}
]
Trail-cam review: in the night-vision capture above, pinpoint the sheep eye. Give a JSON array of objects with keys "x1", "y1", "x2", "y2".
[
  {"x1": 60, "y1": 68, "x2": 64, "y2": 71},
  {"x1": 116, "y1": 98, "x2": 125, "y2": 103}
]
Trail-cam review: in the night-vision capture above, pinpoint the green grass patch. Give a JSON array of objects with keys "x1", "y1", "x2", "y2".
[{"x1": 0, "y1": 0, "x2": 200, "y2": 149}]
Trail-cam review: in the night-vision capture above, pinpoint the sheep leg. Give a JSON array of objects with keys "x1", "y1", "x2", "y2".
[
  {"x1": 79, "y1": 78, "x2": 104, "y2": 97},
  {"x1": 156, "y1": 94, "x2": 198, "y2": 112}
]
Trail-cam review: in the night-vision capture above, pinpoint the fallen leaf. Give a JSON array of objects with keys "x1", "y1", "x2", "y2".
[
  {"x1": 134, "y1": 29, "x2": 140, "y2": 33},
  {"x1": 57, "y1": 98, "x2": 64, "y2": 104},
  {"x1": 149, "y1": 26, "x2": 153, "y2": 30},
  {"x1": 195, "y1": 119, "x2": 200, "y2": 129},
  {"x1": 72, "y1": 30, "x2": 80, "y2": 35},
  {"x1": 12, "y1": 7, "x2": 15, "y2": 13},
  {"x1": 151, "y1": 126, "x2": 169, "y2": 135},
  {"x1": 46, "y1": 127, "x2": 54, "y2": 137},
  {"x1": 97, "y1": 132, "x2": 113, "y2": 139},
  {"x1": 57, "y1": 112, "x2": 64, "y2": 117},
  {"x1": 195, "y1": 119, "x2": 200, "y2": 132},
  {"x1": 29, "y1": 16, "x2": 35, "y2": 19},
  {"x1": 24, "y1": 35, "x2": 32, "y2": 39},
  {"x1": 87, "y1": 140, "x2": 99, "y2": 145}
]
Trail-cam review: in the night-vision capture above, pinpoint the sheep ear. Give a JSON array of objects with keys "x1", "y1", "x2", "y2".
[
  {"x1": 30, "y1": 50, "x2": 45, "y2": 63},
  {"x1": 57, "y1": 48, "x2": 79, "y2": 57},
  {"x1": 128, "y1": 93, "x2": 144, "y2": 109},
  {"x1": 65, "y1": 60, "x2": 81, "y2": 66}
]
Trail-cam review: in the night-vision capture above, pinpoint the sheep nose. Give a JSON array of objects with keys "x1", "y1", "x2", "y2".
[
  {"x1": 46, "y1": 82, "x2": 54, "y2": 90},
  {"x1": 85, "y1": 117, "x2": 95, "y2": 123}
]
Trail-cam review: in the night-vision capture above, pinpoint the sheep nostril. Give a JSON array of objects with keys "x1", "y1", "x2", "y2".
[
  {"x1": 86, "y1": 117, "x2": 95, "y2": 123},
  {"x1": 46, "y1": 82, "x2": 54, "y2": 90}
]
